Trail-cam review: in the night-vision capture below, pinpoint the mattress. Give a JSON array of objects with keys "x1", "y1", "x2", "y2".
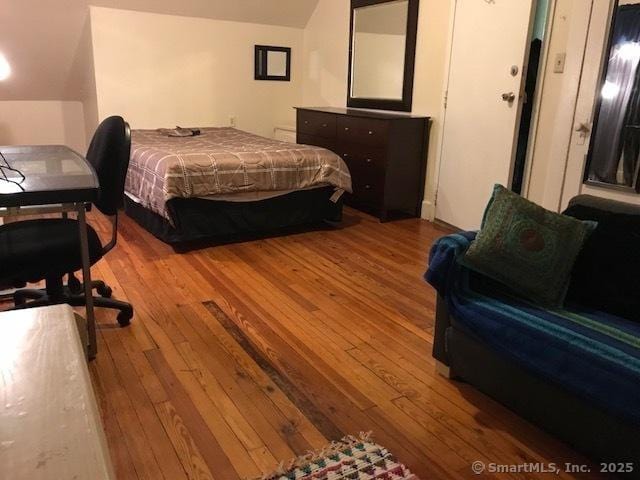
[
  {"x1": 125, "y1": 127, "x2": 352, "y2": 220},
  {"x1": 125, "y1": 184, "x2": 328, "y2": 204}
]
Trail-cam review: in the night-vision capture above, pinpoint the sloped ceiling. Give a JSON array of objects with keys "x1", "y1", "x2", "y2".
[{"x1": 0, "y1": 0, "x2": 319, "y2": 101}]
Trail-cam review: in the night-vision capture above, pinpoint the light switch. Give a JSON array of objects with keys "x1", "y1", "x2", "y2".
[{"x1": 553, "y1": 53, "x2": 566, "y2": 73}]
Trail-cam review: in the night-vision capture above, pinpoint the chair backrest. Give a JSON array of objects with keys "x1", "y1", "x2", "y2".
[{"x1": 86, "y1": 116, "x2": 131, "y2": 216}]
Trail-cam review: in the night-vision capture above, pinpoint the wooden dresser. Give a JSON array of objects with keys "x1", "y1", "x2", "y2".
[{"x1": 296, "y1": 107, "x2": 430, "y2": 221}]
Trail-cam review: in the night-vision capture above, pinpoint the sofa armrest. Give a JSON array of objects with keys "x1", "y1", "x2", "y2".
[{"x1": 432, "y1": 294, "x2": 451, "y2": 365}]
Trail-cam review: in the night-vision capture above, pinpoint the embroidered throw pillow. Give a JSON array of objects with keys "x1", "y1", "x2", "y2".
[{"x1": 462, "y1": 185, "x2": 596, "y2": 307}]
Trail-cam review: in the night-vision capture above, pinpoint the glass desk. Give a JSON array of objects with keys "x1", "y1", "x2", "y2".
[{"x1": 0, "y1": 145, "x2": 100, "y2": 358}]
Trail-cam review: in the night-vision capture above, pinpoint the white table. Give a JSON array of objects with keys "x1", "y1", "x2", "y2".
[{"x1": 0, "y1": 305, "x2": 114, "y2": 479}]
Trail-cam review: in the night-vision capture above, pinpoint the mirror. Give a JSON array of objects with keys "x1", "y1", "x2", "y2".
[
  {"x1": 585, "y1": 1, "x2": 640, "y2": 192},
  {"x1": 255, "y1": 45, "x2": 291, "y2": 81},
  {"x1": 348, "y1": 0, "x2": 419, "y2": 112},
  {"x1": 267, "y1": 52, "x2": 288, "y2": 77}
]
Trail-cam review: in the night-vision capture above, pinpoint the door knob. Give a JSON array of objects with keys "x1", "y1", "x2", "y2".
[{"x1": 501, "y1": 92, "x2": 516, "y2": 103}]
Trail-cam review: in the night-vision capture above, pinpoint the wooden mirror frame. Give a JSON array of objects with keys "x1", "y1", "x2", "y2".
[{"x1": 347, "y1": 0, "x2": 420, "y2": 112}]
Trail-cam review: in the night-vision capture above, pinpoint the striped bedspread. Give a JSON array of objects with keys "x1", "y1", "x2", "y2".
[
  {"x1": 426, "y1": 233, "x2": 640, "y2": 425},
  {"x1": 126, "y1": 127, "x2": 352, "y2": 220}
]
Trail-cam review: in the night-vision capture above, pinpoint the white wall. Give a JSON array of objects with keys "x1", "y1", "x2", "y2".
[
  {"x1": 90, "y1": 6, "x2": 304, "y2": 138},
  {"x1": 76, "y1": 14, "x2": 100, "y2": 146},
  {"x1": 302, "y1": 0, "x2": 351, "y2": 107},
  {"x1": 302, "y1": 0, "x2": 454, "y2": 218},
  {"x1": 0, "y1": 101, "x2": 87, "y2": 153}
]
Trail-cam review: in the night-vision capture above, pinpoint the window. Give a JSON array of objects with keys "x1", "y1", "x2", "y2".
[{"x1": 585, "y1": 2, "x2": 640, "y2": 192}]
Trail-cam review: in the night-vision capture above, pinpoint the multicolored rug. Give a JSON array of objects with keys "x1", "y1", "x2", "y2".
[{"x1": 258, "y1": 433, "x2": 419, "y2": 480}]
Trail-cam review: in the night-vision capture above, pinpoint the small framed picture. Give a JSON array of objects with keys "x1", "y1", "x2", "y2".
[{"x1": 255, "y1": 45, "x2": 291, "y2": 81}]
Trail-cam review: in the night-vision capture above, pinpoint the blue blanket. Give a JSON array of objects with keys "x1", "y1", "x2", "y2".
[{"x1": 426, "y1": 233, "x2": 640, "y2": 426}]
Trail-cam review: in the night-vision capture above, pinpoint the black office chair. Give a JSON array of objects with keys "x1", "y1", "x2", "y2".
[{"x1": 0, "y1": 116, "x2": 134, "y2": 326}]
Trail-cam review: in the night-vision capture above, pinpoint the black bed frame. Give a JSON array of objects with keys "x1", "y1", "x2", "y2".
[{"x1": 124, "y1": 186, "x2": 344, "y2": 250}]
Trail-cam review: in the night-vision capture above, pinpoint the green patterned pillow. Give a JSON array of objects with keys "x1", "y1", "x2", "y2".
[{"x1": 462, "y1": 185, "x2": 596, "y2": 307}]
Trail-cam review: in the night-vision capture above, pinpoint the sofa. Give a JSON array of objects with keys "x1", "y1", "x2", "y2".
[{"x1": 426, "y1": 195, "x2": 640, "y2": 473}]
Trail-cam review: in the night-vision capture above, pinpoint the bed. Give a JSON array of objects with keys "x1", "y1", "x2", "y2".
[{"x1": 123, "y1": 127, "x2": 352, "y2": 247}]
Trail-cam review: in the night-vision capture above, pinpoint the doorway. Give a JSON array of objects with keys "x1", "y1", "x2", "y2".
[{"x1": 512, "y1": 0, "x2": 552, "y2": 195}]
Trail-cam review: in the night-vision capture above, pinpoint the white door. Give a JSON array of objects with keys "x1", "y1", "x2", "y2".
[{"x1": 436, "y1": 0, "x2": 535, "y2": 230}]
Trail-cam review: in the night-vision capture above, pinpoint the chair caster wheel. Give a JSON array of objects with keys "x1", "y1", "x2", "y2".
[
  {"x1": 97, "y1": 285, "x2": 113, "y2": 298},
  {"x1": 68, "y1": 275, "x2": 83, "y2": 295},
  {"x1": 117, "y1": 308, "x2": 133, "y2": 327}
]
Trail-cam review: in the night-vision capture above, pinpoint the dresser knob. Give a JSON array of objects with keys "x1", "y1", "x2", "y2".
[
  {"x1": 365, "y1": 184, "x2": 371, "y2": 190},
  {"x1": 322, "y1": 123, "x2": 328, "y2": 127},
  {"x1": 343, "y1": 153, "x2": 349, "y2": 158},
  {"x1": 304, "y1": 121, "x2": 309, "y2": 125},
  {"x1": 366, "y1": 158, "x2": 372, "y2": 163},
  {"x1": 344, "y1": 127, "x2": 350, "y2": 131},
  {"x1": 368, "y1": 130, "x2": 374, "y2": 135}
]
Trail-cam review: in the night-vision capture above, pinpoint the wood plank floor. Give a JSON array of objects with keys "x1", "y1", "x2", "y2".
[{"x1": 83, "y1": 207, "x2": 603, "y2": 479}]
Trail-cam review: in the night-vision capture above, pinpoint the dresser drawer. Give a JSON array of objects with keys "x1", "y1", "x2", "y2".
[
  {"x1": 340, "y1": 147, "x2": 385, "y2": 210},
  {"x1": 297, "y1": 133, "x2": 336, "y2": 152},
  {"x1": 337, "y1": 116, "x2": 389, "y2": 148},
  {"x1": 296, "y1": 107, "x2": 430, "y2": 221},
  {"x1": 338, "y1": 145, "x2": 386, "y2": 175},
  {"x1": 297, "y1": 110, "x2": 337, "y2": 139},
  {"x1": 350, "y1": 170, "x2": 384, "y2": 209}
]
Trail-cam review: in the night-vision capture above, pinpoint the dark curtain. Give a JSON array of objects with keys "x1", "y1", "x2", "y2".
[
  {"x1": 590, "y1": 4, "x2": 640, "y2": 185},
  {"x1": 621, "y1": 48, "x2": 640, "y2": 187}
]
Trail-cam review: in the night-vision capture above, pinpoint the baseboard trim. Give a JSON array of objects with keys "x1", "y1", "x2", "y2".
[{"x1": 421, "y1": 200, "x2": 435, "y2": 221}]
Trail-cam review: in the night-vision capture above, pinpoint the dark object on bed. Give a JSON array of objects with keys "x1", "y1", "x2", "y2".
[
  {"x1": 158, "y1": 127, "x2": 201, "y2": 137},
  {"x1": 427, "y1": 195, "x2": 640, "y2": 471},
  {"x1": 124, "y1": 186, "x2": 343, "y2": 249}
]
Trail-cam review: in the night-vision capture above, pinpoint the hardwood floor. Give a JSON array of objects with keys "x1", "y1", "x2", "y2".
[{"x1": 83, "y1": 207, "x2": 601, "y2": 480}]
